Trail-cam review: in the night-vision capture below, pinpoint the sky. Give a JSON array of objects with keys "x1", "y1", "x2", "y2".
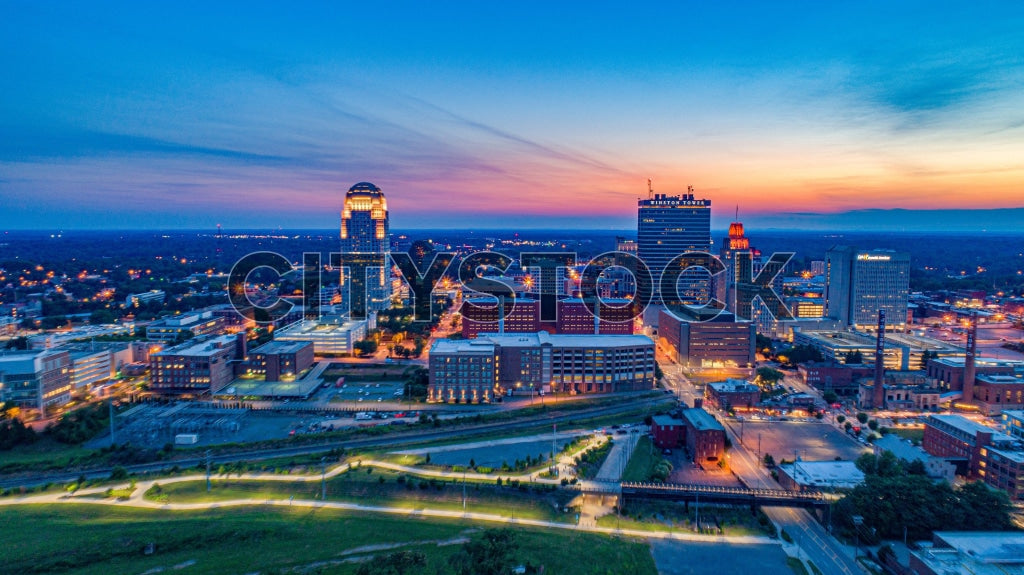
[{"x1": 1, "y1": 2, "x2": 1023, "y2": 231}]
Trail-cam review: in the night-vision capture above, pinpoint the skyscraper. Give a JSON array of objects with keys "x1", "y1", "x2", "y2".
[
  {"x1": 340, "y1": 182, "x2": 391, "y2": 313},
  {"x1": 825, "y1": 246, "x2": 910, "y2": 331},
  {"x1": 637, "y1": 185, "x2": 712, "y2": 305},
  {"x1": 717, "y1": 208, "x2": 757, "y2": 313}
]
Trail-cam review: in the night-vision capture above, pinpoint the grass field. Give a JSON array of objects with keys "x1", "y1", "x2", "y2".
[
  {"x1": 884, "y1": 427, "x2": 924, "y2": 443},
  {"x1": 596, "y1": 500, "x2": 774, "y2": 537},
  {"x1": 2, "y1": 504, "x2": 658, "y2": 575},
  {"x1": 0, "y1": 438, "x2": 106, "y2": 474},
  {"x1": 146, "y1": 466, "x2": 577, "y2": 522},
  {"x1": 622, "y1": 436, "x2": 671, "y2": 482}
]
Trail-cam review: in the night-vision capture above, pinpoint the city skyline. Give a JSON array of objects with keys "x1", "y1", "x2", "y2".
[{"x1": 3, "y1": 2, "x2": 1024, "y2": 231}]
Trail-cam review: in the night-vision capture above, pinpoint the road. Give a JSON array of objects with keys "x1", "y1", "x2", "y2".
[
  {"x1": 723, "y1": 418, "x2": 864, "y2": 575},
  {"x1": 0, "y1": 395, "x2": 670, "y2": 489}
]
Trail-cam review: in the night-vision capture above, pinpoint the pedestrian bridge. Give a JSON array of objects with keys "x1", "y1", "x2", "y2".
[{"x1": 619, "y1": 482, "x2": 829, "y2": 509}]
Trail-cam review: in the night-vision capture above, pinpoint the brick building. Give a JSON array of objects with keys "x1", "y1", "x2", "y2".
[
  {"x1": 704, "y1": 379, "x2": 761, "y2": 410},
  {"x1": 247, "y1": 340, "x2": 314, "y2": 381}
]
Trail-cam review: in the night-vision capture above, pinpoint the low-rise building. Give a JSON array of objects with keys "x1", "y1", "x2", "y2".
[
  {"x1": 149, "y1": 334, "x2": 245, "y2": 396},
  {"x1": 680, "y1": 407, "x2": 726, "y2": 465},
  {"x1": 246, "y1": 340, "x2": 314, "y2": 381},
  {"x1": 428, "y1": 331, "x2": 655, "y2": 403},
  {"x1": 873, "y1": 434, "x2": 956, "y2": 481},
  {"x1": 146, "y1": 311, "x2": 226, "y2": 342},
  {"x1": 704, "y1": 379, "x2": 760, "y2": 410},
  {"x1": 62, "y1": 342, "x2": 133, "y2": 390},
  {"x1": 651, "y1": 414, "x2": 685, "y2": 449},
  {"x1": 799, "y1": 361, "x2": 872, "y2": 396},
  {"x1": 658, "y1": 310, "x2": 755, "y2": 368},
  {"x1": 776, "y1": 460, "x2": 864, "y2": 491},
  {"x1": 911, "y1": 531, "x2": 1024, "y2": 575},
  {"x1": 0, "y1": 349, "x2": 72, "y2": 414},
  {"x1": 272, "y1": 316, "x2": 368, "y2": 355},
  {"x1": 125, "y1": 289, "x2": 166, "y2": 308}
]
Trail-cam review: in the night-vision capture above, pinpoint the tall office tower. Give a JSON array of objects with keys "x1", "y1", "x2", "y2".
[
  {"x1": 824, "y1": 246, "x2": 910, "y2": 331},
  {"x1": 637, "y1": 184, "x2": 712, "y2": 305},
  {"x1": 717, "y1": 208, "x2": 759, "y2": 313},
  {"x1": 340, "y1": 182, "x2": 392, "y2": 313}
]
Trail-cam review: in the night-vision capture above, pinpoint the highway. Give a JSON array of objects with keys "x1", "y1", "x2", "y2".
[{"x1": 0, "y1": 395, "x2": 671, "y2": 489}]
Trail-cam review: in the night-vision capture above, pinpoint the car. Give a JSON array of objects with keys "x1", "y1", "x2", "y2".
[
  {"x1": 662, "y1": 448, "x2": 672, "y2": 455},
  {"x1": 615, "y1": 429, "x2": 627, "y2": 435}
]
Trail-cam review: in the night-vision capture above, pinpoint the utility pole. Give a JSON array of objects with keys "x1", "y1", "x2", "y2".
[
  {"x1": 205, "y1": 450, "x2": 212, "y2": 493},
  {"x1": 462, "y1": 470, "x2": 467, "y2": 513},
  {"x1": 109, "y1": 399, "x2": 116, "y2": 446}
]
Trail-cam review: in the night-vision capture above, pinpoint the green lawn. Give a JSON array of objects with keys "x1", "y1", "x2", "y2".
[
  {"x1": 596, "y1": 500, "x2": 774, "y2": 537},
  {"x1": 2, "y1": 504, "x2": 657, "y2": 575},
  {"x1": 884, "y1": 427, "x2": 924, "y2": 443},
  {"x1": 148, "y1": 467, "x2": 577, "y2": 522},
  {"x1": 621, "y1": 436, "x2": 671, "y2": 482},
  {"x1": 0, "y1": 438, "x2": 105, "y2": 474}
]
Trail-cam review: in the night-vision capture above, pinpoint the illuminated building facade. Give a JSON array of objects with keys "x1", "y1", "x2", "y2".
[
  {"x1": 0, "y1": 349, "x2": 72, "y2": 415},
  {"x1": 340, "y1": 182, "x2": 391, "y2": 312},
  {"x1": 825, "y1": 247, "x2": 910, "y2": 331},
  {"x1": 150, "y1": 334, "x2": 246, "y2": 396},
  {"x1": 637, "y1": 188, "x2": 712, "y2": 304},
  {"x1": 658, "y1": 309, "x2": 755, "y2": 368},
  {"x1": 460, "y1": 297, "x2": 634, "y2": 338},
  {"x1": 428, "y1": 331, "x2": 656, "y2": 403}
]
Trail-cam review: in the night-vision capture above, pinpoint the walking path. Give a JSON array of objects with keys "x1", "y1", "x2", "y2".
[{"x1": 0, "y1": 461, "x2": 774, "y2": 546}]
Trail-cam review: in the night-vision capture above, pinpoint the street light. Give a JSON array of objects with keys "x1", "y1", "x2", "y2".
[{"x1": 321, "y1": 456, "x2": 327, "y2": 501}]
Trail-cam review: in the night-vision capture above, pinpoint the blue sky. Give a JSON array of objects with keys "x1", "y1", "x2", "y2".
[{"x1": 2, "y1": 2, "x2": 1023, "y2": 230}]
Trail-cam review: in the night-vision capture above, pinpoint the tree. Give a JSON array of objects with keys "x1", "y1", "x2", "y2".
[
  {"x1": 404, "y1": 367, "x2": 429, "y2": 400},
  {"x1": 856, "y1": 412, "x2": 869, "y2": 424},
  {"x1": 654, "y1": 363, "x2": 664, "y2": 381},
  {"x1": 823, "y1": 391, "x2": 839, "y2": 404},
  {"x1": 855, "y1": 451, "x2": 902, "y2": 477},
  {"x1": 836, "y1": 414, "x2": 846, "y2": 424},
  {"x1": 3, "y1": 336, "x2": 28, "y2": 350},
  {"x1": 89, "y1": 308, "x2": 116, "y2": 324},
  {"x1": 353, "y1": 338, "x2": 378, "y2": 356},
  {"x1": 844, "y1": 350, "x2": 864, "y2": 364},
  {"x1": 763, "y1": 453, "x2": 775, "y2": 467},
  {"x1": 868, "y1": 419, "x2": 879, "y2": 431},
  {"x1": 448, "y1": 529, "x2": 519, "y2": 575},
  {"x1": 755, "y1": 333, "x2": 773, "y2": 355},
  {"x1": 919, "y1": 350, "x2": 936, "y2": 370},
  {"x1": 756, "y1": 367, "x2": 784, "y2": 387}
]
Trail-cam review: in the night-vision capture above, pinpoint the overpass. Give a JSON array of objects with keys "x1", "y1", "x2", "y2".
[{"x1": 619, "y1": 482, "x2": 829, "y2": 510}]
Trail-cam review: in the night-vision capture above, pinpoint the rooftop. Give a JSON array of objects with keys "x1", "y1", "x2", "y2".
[
  {"x1": 652, "y1": 414, "x2": 684, "y2": 427},
  {"x1": 430, "y1": 338, "x2": 496, "y2": 355},
  {"x1": 707, "y1": 378, "x2": 759, "y2": 393},
  {"x1": 476, "y1": 331, "x2": 654, "y2": 349},
  {"x1": 250, "y1": 340, "x2": 312, "y2": 355},
  {"x1": 927, "y1": 414, "x2": 1014, "y2": 441},
  {"x1": 912, "y1": 531, "x2": 1024, "y2": 575},
  {"x1": 154, "y1": 334, "x2": 239, "y2": 357},
  {"x1": 681, "y1": 407, "x2": 723, "y2": 432},
  {"x1": 779, "y1": 460, "x2": 865, "y2": 488}
]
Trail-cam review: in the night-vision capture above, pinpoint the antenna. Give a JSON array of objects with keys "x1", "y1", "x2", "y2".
[
  {"x1": 647, "y1": 178, "x2": 653, "y2": 199},
  {"x1": 735, "y1": 205, "x2": 739, "y2": 221}
]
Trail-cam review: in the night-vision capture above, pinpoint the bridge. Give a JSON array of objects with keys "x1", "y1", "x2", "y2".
[{"x1": 619, "y1": 482, "x2": 829, "y2": 510}]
